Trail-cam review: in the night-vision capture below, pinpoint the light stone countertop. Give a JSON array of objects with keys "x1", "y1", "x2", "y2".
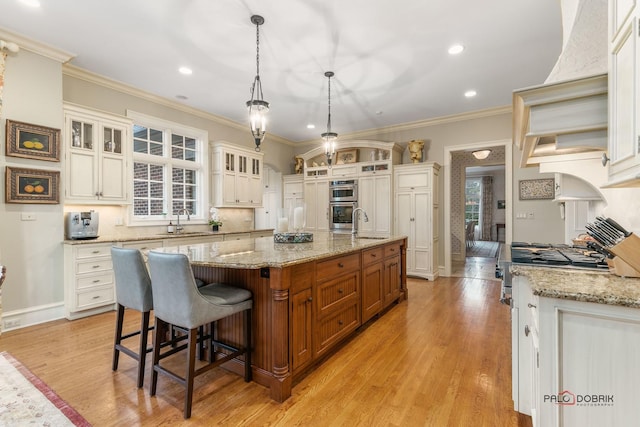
[
  {"x1": 63, "y1": 229, "x2": 273, "y2": 245},
  {"x1": 151, "y1": 232, "x2": 407, "y2": 269},
  {"x1": 511, "y1": 264, "x2": 640, "y2": 308}
]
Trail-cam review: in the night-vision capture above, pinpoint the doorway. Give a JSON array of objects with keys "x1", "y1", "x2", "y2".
[{"x1": 443, "y1": 140, "x2": 512, "y2": 278}]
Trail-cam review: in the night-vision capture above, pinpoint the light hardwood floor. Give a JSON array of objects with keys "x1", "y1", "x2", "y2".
[{"x1": 0, "y1": 276, "x2": 531, "y2": 426}]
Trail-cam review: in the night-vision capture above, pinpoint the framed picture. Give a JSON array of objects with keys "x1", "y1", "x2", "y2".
[
  {"x1": 497, "y1": 199, "x2": 506, "y2": 209},
  {"x1": 519, "y1": 178, "x2": 555, "y2": 200},
  {"x1": 5, "y1": 119, "x2": 61, "y2": 162},
  {"x1": 5, "y1": 166, "x2": 60, "y2": 204},
  {"x1": 336, "y1": 149, "x2": 358, "y2": 165}
]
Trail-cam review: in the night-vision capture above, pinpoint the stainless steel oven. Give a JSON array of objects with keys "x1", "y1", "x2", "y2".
[
  {"x1": 330, "y1": 201, "x2": 357, "y2": 231},
  {"x1": 329, "y1": 179, "x2": 357, "y2": 202}
]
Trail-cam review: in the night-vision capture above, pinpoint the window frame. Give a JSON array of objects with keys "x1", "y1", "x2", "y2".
[{"x1": 127, "y1": 110, "x2": 209, "y2": 226}]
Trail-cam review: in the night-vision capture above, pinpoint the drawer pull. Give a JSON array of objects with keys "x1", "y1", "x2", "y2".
[
  {"x1": 92, "y1": 265, "x2": 101, "y2": 269},
  {"x1": 371, "y1": 254, "x2": 377, "y2": 258},
  {"x1": 92, "y1": 250, "x2": 100, "y2": 254},
  {"x1": 389, "y1": 248, "x2": 395, "y2": 252},
  {"x1": 527, "y1": 303, "x2": 537, "y2": 309},
  {"x1": 92, "y1": 279, "x2": 101, "y2": 283},
  {"x1": 524, "y1": 325, "x2": 530, "y2": 337},
  {"x1": 338, "y1": 320, "x2": 343, "y2": 326},
  {"x1": 92, "y1": 295, "x2": 101, "y2": 300},
  {"x1": 338, "y1": 263, "x2": 344, "y2": 268}
]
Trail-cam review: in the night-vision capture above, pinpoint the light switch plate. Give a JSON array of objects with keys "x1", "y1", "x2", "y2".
[{"x1": 20, "y1": 213, "x2": 36, "y2": 221}]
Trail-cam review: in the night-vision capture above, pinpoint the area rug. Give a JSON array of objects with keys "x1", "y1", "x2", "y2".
[
  {"x1": 0, "y1": 351, "x2": 91, "y2": 426},
  {"x1": 467, "y1": 240, "x2": 500, "y2": 258}
]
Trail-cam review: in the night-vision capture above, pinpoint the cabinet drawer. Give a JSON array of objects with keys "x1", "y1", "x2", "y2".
[
  {"x1": 76, "y1": 245, "x2": 112, "y2": 259},
  {"x1": 316, "y1": 253, "x2": 360, "y2": 282},
  {"x1": 315, "y1": 302, "x2": 360, "y2": 357},
  {"x1": 384, "y1": 243, "x2": 401, "y2": 258},
  {"x1": 121, "y1": 240, "x2": 163, "y2": 250},
  {"x1": 77, "y1": 272, "x2": 113, "y2": 290},
  {"x1": 316, "y1": 271, "x2": 359, "y2": 317},
  {"x1": 76, "y1": 287, "x2": 115, "y2": 310},
  {"x1": 76, "y1": 258, "x2": 113, "y2": 274},
  {"x1": 362, "y1": 247, "x2": 383, "y2": 265}
]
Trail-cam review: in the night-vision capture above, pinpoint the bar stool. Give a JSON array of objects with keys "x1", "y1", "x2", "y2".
[
  {"x1": 111, "y1": 247, "x2": 154, "y2": 388},
  {"x1": 147, "y1": 251, "x2": 252, "y2": 419}
]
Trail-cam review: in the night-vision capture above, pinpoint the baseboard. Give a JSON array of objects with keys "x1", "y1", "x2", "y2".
[{"x1": 1, "y1": 302, "x2": 65, "y2": 332}]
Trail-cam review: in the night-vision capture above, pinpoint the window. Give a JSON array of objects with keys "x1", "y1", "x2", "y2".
[
  {"x1": 128, "y1": 111, "x2": 208, "y2": 224},
  {"x1": 465, "y1": 177, "x2": 481, "y2": 223}
]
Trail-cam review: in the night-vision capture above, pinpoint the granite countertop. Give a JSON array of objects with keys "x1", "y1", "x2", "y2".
[
  {"x1": 63, "y1": 229, "x2": 273, "y2": 245},
  {"x1": 511, "y1": 264, "x2": 640, "y2": 308},
  {"x1": 152, "y1": 232, "x2": 407, "y2": 269}
]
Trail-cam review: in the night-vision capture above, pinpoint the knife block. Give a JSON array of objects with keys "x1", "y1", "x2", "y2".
[
  {"x1": 607, "y1": 257, "x2": 640, "y2": 278},
  {"x1": 609, "y1": 233, "x2": 640, "y2": 276}
]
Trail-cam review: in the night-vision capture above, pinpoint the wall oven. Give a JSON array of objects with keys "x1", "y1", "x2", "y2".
[
  {"x1": 329, "y1": 179, "x2": 357, "y2": 202},
  {"x1": 330, "y1": 201, "x2": 358, "y2": 231}
]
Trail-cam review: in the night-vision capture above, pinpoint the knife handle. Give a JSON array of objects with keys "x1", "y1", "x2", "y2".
[{"x1": 605, "y1": 218, "x2": 631, "y2": 237}]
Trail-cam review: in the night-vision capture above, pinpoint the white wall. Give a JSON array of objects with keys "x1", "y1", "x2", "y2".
[{"x1": 0, "y1": 49, "x2": 65, "y2": 327}]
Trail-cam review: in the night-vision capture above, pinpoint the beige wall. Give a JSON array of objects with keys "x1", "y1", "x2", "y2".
[{"x1": 0, "y1": 50, "x2": 65, "y2": 322}]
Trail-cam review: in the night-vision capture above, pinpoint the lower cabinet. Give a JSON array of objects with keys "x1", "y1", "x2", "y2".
[
  {"x1": 291, "y1": 242, "x2": 404, "y2": 374},
  {"x1": 63, "y1": 242, "x2": 116, "y2": 320}
]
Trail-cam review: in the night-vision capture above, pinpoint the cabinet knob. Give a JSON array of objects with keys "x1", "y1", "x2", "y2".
[
  {"x1": 527, "y1": 303, "x2": 537, "y2": 309},
  {"x1": 338, "y1": 288, "x2": 343, "y2": 294},
  {"x1": 338, "y1": 320, "x2": 344, "y2": 326},
  {"x1": 601, "y1": 152, "x2": 610, "y2": 167},
  {"x1": 307, "y1": 297, "x2": 313, "y2": 302},
  {"x1": 524, "y1": 325, "x2": 530, "y2": 337},
  {"x1": 338, "y1": 262, "x2": 344, "y2": 268}
]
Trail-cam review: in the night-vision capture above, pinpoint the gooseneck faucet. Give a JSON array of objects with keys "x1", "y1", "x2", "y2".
[
  {"x1": 175, "y1": 209, "x2": 191, "y2": 234},
  {"x1": 351, "y1": 207, "x2": 369, "y2": 236}
]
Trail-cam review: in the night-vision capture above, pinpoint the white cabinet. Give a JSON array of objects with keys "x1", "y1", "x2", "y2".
[
  {"x1": 64, "y1": 104, "x2": 131, "y2": 204},
  {"x1": 304, "y1": 180, "x2": 330, "y2": 232},
  {"x1": 283, "y1": 175, "x2": 305, "y2": 225},
  {"x1": 211, "y1": 142, "x2": 263, "y2": 207},
  {"x1": 514, "y1": 274, "x2": 640, "y2": 426},
  {"x1": 358, "y1": 174, "x2": 391, "y2": 237},
  {"x1": 608, "y1": 1, "x2": 640, "y2": 186},
  {"x1": 394, "y1": 163, "x2": 440, "y2": 280},
  {"x1": 63, "y1": 242, "x2": 116, "y2": 320},
  {"x1": 255, "y1": 166, "x2": 281, "y2": 230}
]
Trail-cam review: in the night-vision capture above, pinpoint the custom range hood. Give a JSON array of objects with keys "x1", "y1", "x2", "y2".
[{"x1": 513, "y1": 73, "x2": 607, "y2": 168}]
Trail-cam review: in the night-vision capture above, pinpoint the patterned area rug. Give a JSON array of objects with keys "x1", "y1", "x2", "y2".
[
  {"x1": 0, "y1": 351, "x2": 91, "y2": 426},
  {"x1": 467, "y1": 240, "x2": 500, "y2": 258}
]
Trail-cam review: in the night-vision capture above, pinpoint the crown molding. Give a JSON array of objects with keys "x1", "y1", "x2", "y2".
[
  {"x1": 62, "y1": 64, "x2": 295, "y2": 147},
  {"x1": 296, "y1": 105, "x2": 512, "y2": 147},
  {"x1": 0, "y1": 28, "x2": 74, "y2": 63}
]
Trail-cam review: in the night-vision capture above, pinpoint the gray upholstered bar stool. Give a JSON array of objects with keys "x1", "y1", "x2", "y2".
[
  {"x1": 147, "y1": 251, "x2": 253, "y2": 419},
  {"x1": 111, "y1": 247, "x2": 154, "y2": 388}
]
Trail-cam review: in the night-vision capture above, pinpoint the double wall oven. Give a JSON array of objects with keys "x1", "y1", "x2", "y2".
[{"x1": 329, "y1": 179, "x2": 357, "y2": 232}]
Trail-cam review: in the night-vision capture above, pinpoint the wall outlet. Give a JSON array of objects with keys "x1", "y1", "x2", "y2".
[
  {"x1": 4, "y1": 319, "x2": 20, "y2": 329},
  {"x1": 20, "y1": 213, "x2": 36, "y2": 221},
  {"x1": 114, "y1": 217, "x2": 124, "y2": 226}
]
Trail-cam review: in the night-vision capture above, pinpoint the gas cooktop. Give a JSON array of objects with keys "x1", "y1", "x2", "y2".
[{"x1": 510, "y1": 242, "x2": 609, "y2": 270}]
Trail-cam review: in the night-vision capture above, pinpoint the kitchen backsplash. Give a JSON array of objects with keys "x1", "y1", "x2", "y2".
[{"x1": 63, "y1": 205, "x2": 256, "y2": 239}]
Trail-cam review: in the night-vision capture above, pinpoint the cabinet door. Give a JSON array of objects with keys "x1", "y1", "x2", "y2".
[
  {"x1": 374, "y1": 175, "x2": 391, "y2": 235},
  {"x1": 396, "y1": 192, "x2": 414, "y2": 271},
  {"x1": 315, "y1": 180, "x2": 330, "y2": 231},
  {"x1": 358, "y1": 177, "x2": 375, "y2": 234},
  {"x1": 223, "y1": 171, "x2": 237, "y2": 204},
  {"x1": 98, "y1": 123, "x2": 127, "y2": 201},
  {"x1": 383, "y1": 256, "x2": 401, "y2": 307},
  {"x1": 291, "y1": 287, "x2": 313, "y2": 371},
  {"x1": 362, "y1": 262, "x2": 383, "y2": 322},
  {"x1": 68, "y1": 150, "x2": 98, "y2": 200},
  {"x1": 413, "y1": 191, "x2": 432, "y2": 275}
]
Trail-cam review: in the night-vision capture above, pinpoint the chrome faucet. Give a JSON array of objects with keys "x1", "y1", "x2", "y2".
[
  {"x1": 351, "y1": 207, "x2": 369, "y2": 236},
  {"x1": 175, "y1": 209, "x2": 191, "y2": 234}
]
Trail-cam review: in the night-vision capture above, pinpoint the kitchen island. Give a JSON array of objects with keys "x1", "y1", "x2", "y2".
[
  {"x1": 511, "y1": 264, "x2": 640, "y2": 427},
  {"x1": 153, "y1": 232, "x2": 408, "y2": 401}
]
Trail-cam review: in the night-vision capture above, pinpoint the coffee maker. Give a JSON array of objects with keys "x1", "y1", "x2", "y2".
[{"x1": 65, "y1": 211, "x2": 99, "y2": 240}]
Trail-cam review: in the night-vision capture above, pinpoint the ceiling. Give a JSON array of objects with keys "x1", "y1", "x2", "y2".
[{"x1": 0, "y1": 0, "x2": 562, "y2": 144}]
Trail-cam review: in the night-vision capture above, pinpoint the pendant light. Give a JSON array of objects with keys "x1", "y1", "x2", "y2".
[
  {"x1": 246, "y1": 15, "x2": 269, "y2": 152},
  {"x1": 322, "y1": 71, "x2": 338, "y2": 167}
]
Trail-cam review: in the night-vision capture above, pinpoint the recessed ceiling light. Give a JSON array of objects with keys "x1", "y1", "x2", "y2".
[
  {"x1": 19, "y1": 0, "x2": 41, "y2": 7},
  {"x1": 178, "y1": 67, "x2": 193, "y2": 75},
  {"x1": 176, "y1": 95, "x2": 188, "y2": 100},
  {"x1": 464, "y1": 90, "x2": 477, "y2": 98},
  {"x1": 375, "y1": 110, "x2": 383, "y2": 115},
  {"x1": 306, "y1": 124, "x2": 315, "y2": 129},
  {"x1": 448, "y1": 44, "x2": 465, "y2": 55}
]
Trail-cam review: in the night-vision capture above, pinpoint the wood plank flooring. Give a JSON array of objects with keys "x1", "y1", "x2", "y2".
[{"x1": 0, "y1": 277, "x2": 532, "y2": 426}]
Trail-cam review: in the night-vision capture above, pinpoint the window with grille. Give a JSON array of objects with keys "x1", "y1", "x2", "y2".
[{"x1": 128, "y1": 111, "x2": 208, "y2": 224}]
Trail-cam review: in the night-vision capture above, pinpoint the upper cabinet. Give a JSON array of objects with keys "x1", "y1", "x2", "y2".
[
  {"x1": 64, "y1": 104, "x2": 131, "y2": 204},
  {"x1": 607, "y1": 0, "x2": 640, "y2": 187},
  {"x1": 512, "y1": 74, "x2": 608, "y2": 168},
  {"x1": 210, "y1": 141, "x2": 263, "y2": 207}
]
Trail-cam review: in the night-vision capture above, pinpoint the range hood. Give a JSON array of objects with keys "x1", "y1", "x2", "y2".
[{"x1": 513, "y1": 73, "x2": 608, "y2": 168}]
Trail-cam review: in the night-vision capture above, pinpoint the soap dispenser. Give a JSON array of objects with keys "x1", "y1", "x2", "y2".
[{"x1": 167, "y1": 221, "x2": 174, "y2": 233}]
